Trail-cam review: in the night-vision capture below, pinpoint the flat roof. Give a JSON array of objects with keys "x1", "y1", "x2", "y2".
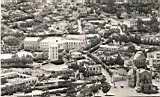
[
  {"x1": 41, "y1": 64, "x2": 68, "y2": 72},
  {"x1": 100, "y1": 45, "x2": 119, "y2": 48},
  {"x1": 0, "y1": 53, "x2": 13, "y2": 60},
  {"x1": 24, "y1": 37, "x2": 40, "y2": 41},
  {"x1": 65, "y1": 35, "x2": 86, "y2": 40},
  {"x1": 40, "y1": 37, "x2": 64, "y2": 43}
]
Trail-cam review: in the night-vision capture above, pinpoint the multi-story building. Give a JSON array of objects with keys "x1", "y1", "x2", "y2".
[
  {"x1": 1, "y1": 0, "x2": 20, "y2": 5},
  {"x1": 24, "y1": 37, "x2": 41, "y2": 51},
  {"x1": 39, "y1": 37, "x2": 64, "y2": 51},
  {"x1": 64, "y1": 39, "x2": 84, "y2": 50},
  {"x1": 147, "y1": 51, "x2": 160, "y2": 68},
  {"x1": 65, "y1": 35, "x2": 87, "y2": 50},
  {"x1": 48, "y1": 44, "x2": 59, "y2": 62}
]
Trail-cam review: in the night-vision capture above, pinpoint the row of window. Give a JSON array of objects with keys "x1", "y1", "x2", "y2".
[{"x1": 87, "y1": 66, "x2": 101, "y2": 71}]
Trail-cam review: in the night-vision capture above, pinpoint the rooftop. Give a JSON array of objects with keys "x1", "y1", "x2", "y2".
[
  {"x1": 40, "y1": 37, "x2": 64, "y2": 43},
  {"x1": 133, "y1": 51, "x2": 146, "y2": 60},
  {"x1": 41, "y1": 64, "x2": 68, "y2": 72},
  {"x1": 1, "y1": 53, "x2": 13, "y2": 60},
  {"x1": 16, "y1": 51, "x2": 33, "y2": 58},
  {"x1": 24, "y1": 37, "x2": 41, "y2": 41},
  {"x1": 65, "y1": 34, "x2": 86, "y2": 40}
]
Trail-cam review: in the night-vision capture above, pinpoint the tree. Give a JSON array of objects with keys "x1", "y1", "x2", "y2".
[
  {"x1": 115, "y1": 53, "x2": 124, "y2": 66},
  {"x1": 102, "y1": 82, "x2": 111, "y2": 95},
  {"x1": 150, "y1": 20, "x2": 159, "y2": 33},
  {"x1": 100, "y1": 75, "x2": 106, "y2": 83},
  {"x1": 137, "y1": 18, "x2": 143, "y2": 31},
  {"x1": 69, "y1": 62, "x2": 79, "y2": 70},
  {"x1": 3, "y1": 36, "x2": 20, "y2": 46},
  {"x1": 90, "y1": 84, "x2": 99, "y2": 96},
  {"x1": 66, "y1": 84, "x2": 77, "y2": 97}
]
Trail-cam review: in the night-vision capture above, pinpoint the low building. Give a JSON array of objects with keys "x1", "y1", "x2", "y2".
[
  {"x1": 48, "y1": 44, "x2": 59, "y2": 62},
  {"x1": 2, "y1": 45, "x2": 20, "y2": 53},
  {"x1": 70, "y1": 51, "x2": 83, "y2": 59},
  {"x1": 1, "y1": 54, "x2": 13, "y2": 64},
  {"x1": 16, "y1": 51, "x2": 33, "y2": 58},
  {"x1": 100, "y1": 44, "x2": 119, "y2": 52},
  {"x1": 24, "y1": 37, "x2": 41, "y2": 51},
  {"x1": 1, "y1": 0, "x2": 20, "y2": 5},
  {"x1": 85, "y1": 65, "x2": 102, "y2": 75}
]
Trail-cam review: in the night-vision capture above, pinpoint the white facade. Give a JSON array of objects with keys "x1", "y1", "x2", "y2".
[
  {"x1": 24, "y1": 37, "x2": 41, "y2": 51},
  {"x1": 100, "y1": 44, "x2": 119, "y2": 52},
  {"x1": 147, "y1": 51, "x2": 160, "y2": 68},
  {"x1": 48, "y1": 44, "x2": 58, "y2": 61},
  {"x1": 39, "y1": 37, "x2": 64, "y2": 51},
  {"x1": 1, "y1": 0, "x2": 19, "y2": 5},
  {"x1": 64, "y1": 39, "x2": 85, "y2": 50}
]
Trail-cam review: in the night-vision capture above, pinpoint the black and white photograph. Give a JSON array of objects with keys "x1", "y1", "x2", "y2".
[{"x1": 1, "y1": 0, "x2": 160, "y2": 97}]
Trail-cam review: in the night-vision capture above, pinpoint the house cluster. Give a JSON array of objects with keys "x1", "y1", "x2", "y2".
[
  {"x1": 1, "y1": 72, "x2": 38, "y2": 96},
  {"x1": 1, "y1": 51, "x2": 33, "y2": 67}
]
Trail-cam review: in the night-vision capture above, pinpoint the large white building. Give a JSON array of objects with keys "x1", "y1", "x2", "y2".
[
  {"x1": 39, "y1": 37, "x2": 64, "y2": 51},
  {"x1": 48, "y1": 44, "x2": 59, "y2": 62},
  {"x1": 24, "y1": 37, "x2": 41, "y2": 51},
  {"x1": 147, "y1": 51, "x2": 160, "y2": 69}
]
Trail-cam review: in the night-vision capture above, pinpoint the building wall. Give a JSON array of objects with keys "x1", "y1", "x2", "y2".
[
  {"x1": 24, "y1": 41, "x2": 40, "y2": 51},
  {"x1": 48, "y1": 45, "x2": 58, "y2": 61},
  {"x1": 39, "y1": 41, "x2": 49, "y2": 51},
  {"x1": 147, "y1": 51, "x2": 160, "y2": 68},
  {"x1": 64, "y1": 40, "x2": 85, "y2": 50},
  {"x1": 86, "y1": 65, "x2": 102, "y2": 75}
]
